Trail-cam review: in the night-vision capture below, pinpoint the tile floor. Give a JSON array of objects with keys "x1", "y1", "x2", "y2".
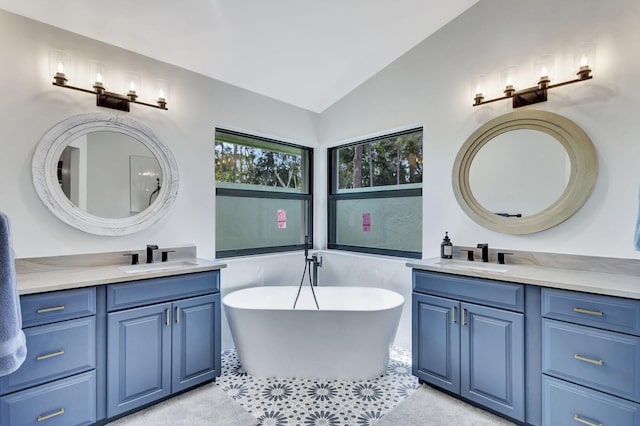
[{"x1": 218, "y1": 347, "x2": 421, "y2": 426}]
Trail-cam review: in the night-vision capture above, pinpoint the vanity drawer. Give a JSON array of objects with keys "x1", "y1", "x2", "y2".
[
  {"x1": 413, "y1": 270, "x2": 524, "y2": 312},
  {"x1": 21, "y1": 287, "x2": 96, "y2": 327},
  {"x1": 107, "y1": 270, "x2": 219, "y2": 311},
  {"x1": 542, "y1": 318, "x2": 640, "y2": 402},
  {"x1": 543, "y1": 375, "x2": 640, "y2": 426},
  {"x1": 542, "y1": 288, "x2": 640, "y2": 336},
  {"x1": 0, "y1": 371, "x2": 96, "y2": 426},
  {"x1": 0, "y1": 317, "x2": 96, "y2": 394}
]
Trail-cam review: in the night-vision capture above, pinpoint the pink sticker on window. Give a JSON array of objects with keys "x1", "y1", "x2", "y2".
[
  {"x1": 278, "y1": 209, "x2": 287, "y2": 229},
  {"x1": 363, "y1": 212, "x2": 371, "y2": 232}
]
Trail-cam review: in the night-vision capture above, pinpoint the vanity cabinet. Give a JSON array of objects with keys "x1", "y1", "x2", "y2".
[
  {"x1": 412, "y1": 270, "x2": 526, "y2": 422},
  {"x1": 106, "y1": 271, "x2": 221, "y2": 418},
  {"x1": 541, "y1": 288, "x2": 640, "y2": 426},
  {"x1": 0, "y1": 287, "x2": 97, "y2": 426}
]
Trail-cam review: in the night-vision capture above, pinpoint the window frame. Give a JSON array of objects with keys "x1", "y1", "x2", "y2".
[
  {"x1": 215, "y1": 128, "x2": 313, "y2": 258},
  {"x1": 327, "y1": 128, "x2": 423, "y2": 259}
]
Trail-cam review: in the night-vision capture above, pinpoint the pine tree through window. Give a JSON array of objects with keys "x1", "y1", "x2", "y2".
[{"x1": 328, "y1": 128, "x2": 423, "y2": 258}]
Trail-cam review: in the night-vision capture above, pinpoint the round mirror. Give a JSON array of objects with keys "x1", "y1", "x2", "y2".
[
  {"x1": 33, "y1": 113, "x2": 179, "y2": 235},
  {"x1": 453, "y1": 110, "x2": 597, "y2": 234}
]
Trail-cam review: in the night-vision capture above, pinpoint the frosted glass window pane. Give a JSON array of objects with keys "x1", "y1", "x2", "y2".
[
  {"x1": 335, "y1": 197, "x2": 421, "y2": 252},
  {"x1": 216, "y1": 196, "x2": 308, "y2": 252}
]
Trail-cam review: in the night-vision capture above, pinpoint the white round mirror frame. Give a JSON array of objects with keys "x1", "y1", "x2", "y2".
[
  {"x1": 32, "y1": 113, "x2": 179, "y2": 236},
  {"x1": 452, "y1": 109, "x2": 597, "y2": 234}
]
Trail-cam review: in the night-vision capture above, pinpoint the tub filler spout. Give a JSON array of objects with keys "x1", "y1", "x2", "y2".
[
  {"x1": 311, "y1": 253, "x2": 322, "y2": 287},
  {"x1": 294, "y1": 236, "x2": 320, "y2": 309}
]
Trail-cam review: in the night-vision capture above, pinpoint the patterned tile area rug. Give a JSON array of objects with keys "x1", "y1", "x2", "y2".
[{"x1": 218, "y1": 347, "x2": 420, "y2": 426}]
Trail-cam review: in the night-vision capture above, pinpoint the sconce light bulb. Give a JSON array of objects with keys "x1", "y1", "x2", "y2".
[
  {"x1": 129, "y1": 81, "x2": 136, "y2": 91},
  {"x1": 580, "y1": 55, "x2": 588, "y2": 67},
  {"x1": 95, "y1": 72, "x2": 103, "y2": 84},
  {"x1": 474, "y1": 84, "x2": 482, "y2": 96},
  {"x1": 577, "y1": 54, "x2": 592, "y2": 80},
  {"x1": 540, "y1": 65, "x2": 548, "y2": 77},
  {"x1": 57, "y1": 61, "x2": 65, "y2": 73},
  {"x1": 156, "y1": 88, "x2": 167, "y2": 109}
]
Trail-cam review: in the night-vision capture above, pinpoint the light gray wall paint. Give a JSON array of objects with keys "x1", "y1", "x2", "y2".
[
  {"x1": 319, "y1": 0, "x2": 640, "y2": 260},
  {"x1": 0, "y1": 10, "x2": 318, "y2": 259}
]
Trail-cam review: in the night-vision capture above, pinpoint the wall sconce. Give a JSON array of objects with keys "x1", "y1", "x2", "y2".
[
  {"x1": 50, "y1": 55, "x2": 167, "y2": 111},
  {"x1": 472, "y1": 47, "x2": 594, "y2": 108}
]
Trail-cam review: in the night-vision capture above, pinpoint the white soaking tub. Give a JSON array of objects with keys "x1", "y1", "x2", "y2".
[{"x1": 223, "y1": 286, "x2": 404, "y2": 379}]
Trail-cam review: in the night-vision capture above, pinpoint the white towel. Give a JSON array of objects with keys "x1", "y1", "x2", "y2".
[{"x1": 0, "y1": 211, "x2": 26, "y2": 376}]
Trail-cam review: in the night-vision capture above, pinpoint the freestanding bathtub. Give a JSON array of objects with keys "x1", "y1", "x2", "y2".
[{"x1": 223, "y1": 286, "x2": 404, "y2": 379}]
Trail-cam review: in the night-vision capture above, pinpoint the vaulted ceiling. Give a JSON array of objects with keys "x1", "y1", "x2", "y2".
[{"x1": 0, "y1": 0, "x2": 478, "y2": 112}]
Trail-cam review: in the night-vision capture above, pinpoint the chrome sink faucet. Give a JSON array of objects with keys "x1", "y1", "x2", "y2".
[
  {"x1": 477, "y1": 243, "x2": 489, "y2": 262},
  {"x1": 146, "y1": 244, "x2": 159, "y2": 263}
]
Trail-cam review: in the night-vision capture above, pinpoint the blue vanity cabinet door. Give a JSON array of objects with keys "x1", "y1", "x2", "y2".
[
  {"x1": 412, "y1": 293, "x2": 460, "y2": 394},
  {"x1": 543, "y1": 375, "x2": 640, "y2": 426},
  {"x1": 460, "y1": 302, "x2": 525, "y2": 422},
  {"x1": 106, "y1": 271, "x2": 219, "y2": 312},
  {"x1": 171, "y1": 293, "x2": 221, "y2": 393},
  {"x1": 542, "y1": 288, "x2": 640, "y2": 336},
  {"x1": 0, "y1": 371, "x2": 96, "y2": 426},
  {"x1": 413, "y1": 270, "x2": 524, "y2": 312},
  {"x1": 542, "y1": 318, "x2": 640, "y2": 403},
  {"x1": 21, "y1": 287, "x2": 96, "y2": 327},
  {"x1": 0, "y1": 316, "x2": 96, "y2": 394},
  {"x1": 107, "y1": 302, "x2": 172, "y2": 418}
]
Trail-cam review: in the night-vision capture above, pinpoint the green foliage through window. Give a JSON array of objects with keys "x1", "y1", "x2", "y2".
[
  {"x1": 215, "y1": 130, "x2": 308, "y2": 193},
  {"x1": 328, "y1": 127, "x2": 423, "y2": 258},
  {"x1": 335, "y1": 130, "x2": 422, "y2": 191}
]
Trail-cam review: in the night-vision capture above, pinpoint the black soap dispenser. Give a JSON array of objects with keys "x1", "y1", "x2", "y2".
[{"x1": 441, "y1": 232, "x2": 453, "y2": 259}]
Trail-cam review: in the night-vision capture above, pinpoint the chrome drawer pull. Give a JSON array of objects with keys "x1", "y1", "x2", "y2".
[
  {"x1": 36, "y1": 349, "x2": 65, "y2": 361},
  {"x1": 37, "y1": 408, "x2": 65, "y2": 422},
  {"x1": 573, "y1": 307, "x2": 603, "y2": 316},
  {"x1": 573, "y1": 414, "x2": 602, "y2": 426},
  {"x1": 462, "y1": 308, "x2": 467, "y2": 326},
  {"x1": 166, "y1": 308, "x2": 170, "y2": 326},
  {"x1": 37, "y1": 305, "x2": 65, "y2": 314},
  {"x1": 574, "y1": 354, "x2": 604, "y2": 366},
  {"x1": 451, "y1": 306, "x2": 457, "y2": 324},
  {"x1": 176, "y1": 306, "x2": 180, "y2": 324}
]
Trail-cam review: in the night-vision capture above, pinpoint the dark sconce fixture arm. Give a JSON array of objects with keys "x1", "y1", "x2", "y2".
[
  {"x1": 52, "y1": 77, "x2": 167, "y2": 112},
  {"x1": 473, "y1": 67, "x2": 592, "y2": 109}
]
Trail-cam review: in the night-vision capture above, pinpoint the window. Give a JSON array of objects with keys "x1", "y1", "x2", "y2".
[
  {"x1": 328, "y1": 128, "x2": 423, "y2": 258},
  {"x1": 215, "y1": 129, "x2": 312, "y2": 257}
]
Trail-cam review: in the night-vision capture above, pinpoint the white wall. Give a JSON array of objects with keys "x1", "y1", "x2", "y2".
[
  {"x1": 0, "y1": 10, "x2": 319, "y2": 260},
  {"x1": 319, "y1": 0, "x2": 640, "y2": 261}
]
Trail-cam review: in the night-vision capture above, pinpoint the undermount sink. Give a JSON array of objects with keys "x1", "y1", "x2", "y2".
[
  {"x1": 435, "y1": 260, "x2": 512, "y2": 274},
  {"x1": 119, "y1": 260, "x2": 198, "y2": 274}
]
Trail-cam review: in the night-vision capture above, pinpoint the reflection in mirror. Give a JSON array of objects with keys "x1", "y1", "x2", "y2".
[
  {"x1": 469, "y1": 129, "x2": 570, "y2": 217},
  {"x1": 58, "y1": 132, "x2": 161, "y2": 218}
]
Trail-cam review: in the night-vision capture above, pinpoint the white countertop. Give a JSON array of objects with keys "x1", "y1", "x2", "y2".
[
  {"x1": 16, "y1": 258, "x2": 226, "y2": 295},
  {"x1": 408, "y1": 258, "x2": 640, "y2": 300}
]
